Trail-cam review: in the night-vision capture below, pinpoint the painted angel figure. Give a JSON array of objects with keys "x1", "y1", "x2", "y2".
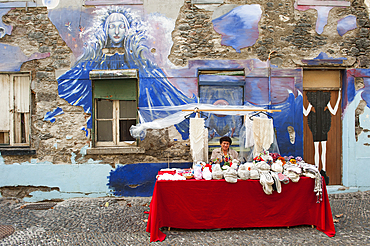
[
  {"x1": 303, "y1": 89, "x2": 341, "y2": 181},
  {"x1": 57, "y1": 7, "x2": 196, "y2": 138}
]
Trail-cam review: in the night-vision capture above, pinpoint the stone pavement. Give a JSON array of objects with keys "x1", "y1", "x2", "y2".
[{"x1": 0, "y1": 191, "x2": 369, "y2": 246}]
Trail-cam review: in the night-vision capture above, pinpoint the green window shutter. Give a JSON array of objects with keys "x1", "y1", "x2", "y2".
[{"x1": 93, "y1": 79, "x2": 136, "y2": 100}]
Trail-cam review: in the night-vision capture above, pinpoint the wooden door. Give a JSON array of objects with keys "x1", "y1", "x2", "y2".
[{"x1": 303, "y1": 71, "x2": 342, "y2": 185}]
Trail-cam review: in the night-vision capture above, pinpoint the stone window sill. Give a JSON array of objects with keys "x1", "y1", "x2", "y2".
[
  {"x1": 86, "y1": 147, "x2": 145, "y2": 155},
  {"x1": 0, "y1": 148, "x2": 36, "y2": 156}
]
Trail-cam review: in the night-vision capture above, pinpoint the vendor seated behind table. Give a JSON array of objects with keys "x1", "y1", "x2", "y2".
[{"x1": 210, "y1": 136, "x2": 239, "y2": 164}]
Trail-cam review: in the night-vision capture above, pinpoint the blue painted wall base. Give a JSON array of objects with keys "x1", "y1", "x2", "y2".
[{"x1": 108, "y1": 162, "x2": 192, "y2": 197}]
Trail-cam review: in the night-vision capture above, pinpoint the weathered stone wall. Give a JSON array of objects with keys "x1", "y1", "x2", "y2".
[
  {"x1": 1, "y1": 7, "x2": 88, "y2": 164},
  {"x1": 169, "y1": 0, "x2": 369, "y2": 68}
]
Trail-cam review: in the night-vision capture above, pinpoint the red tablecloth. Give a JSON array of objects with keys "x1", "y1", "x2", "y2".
[{"x1": 146, "y1": 177, "x2": 335, "y2": 242}]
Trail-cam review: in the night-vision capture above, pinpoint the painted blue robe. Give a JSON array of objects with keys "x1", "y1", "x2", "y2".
[{"x1": 57, "y1": 52, "x2": 197, "y2": 139}]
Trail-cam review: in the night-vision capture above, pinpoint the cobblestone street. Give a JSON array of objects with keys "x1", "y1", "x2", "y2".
[{"x1": 0, "y1": 191, "x2": 369, "y2": 245}]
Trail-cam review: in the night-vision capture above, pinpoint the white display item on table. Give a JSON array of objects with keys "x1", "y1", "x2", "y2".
[{"x1": 212, "y1": 164, "x2": 223, "y2": 180}]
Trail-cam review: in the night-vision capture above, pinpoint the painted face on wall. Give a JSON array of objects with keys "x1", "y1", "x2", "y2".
[{"x1": 108, "y1": 20, "x2": 126, "y2": 46}]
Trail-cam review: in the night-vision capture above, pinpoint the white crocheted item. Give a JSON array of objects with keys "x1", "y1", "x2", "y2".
[
  {"x1": 283, "y1": 170, "x2": 300, "y2": 182},
  {"x1": 258, "y1": 161, "x2": 271, "y2": 171},
  {"x1": 271, "y1": 162, "x2": 283, "y2": 173},
  {"x1": 224, "y1": 167, "x2": 238, "y2": 183},
  {"x1": 203, "y1": 128, "x2": 208, "y2": 163},
  {"x1": 157, "y1": 173, "x2": 186, "y2": 181},
  {"x1": 252, "y1": 118, "x2": 274, "y2": 156},
  {"x1": 259, "y1": 171, "x2": 274, "y2": 195},
  {"x1": 271, "y1": 171, "x2": 282, "y2": 193},
  {"x1": 190, "y1": 118, "x2": 206, "y2": 163},
  {"x1": 194, "y1": 166, "x2": 203, "y2": 180},
  {"x1": 244, "y1": 115, "x2": 255, "y2": 148},
  {"x1": 203, "y1": 167, "x2": 212, "y2": 180},
  {"x1": 231, "y1": 163, "x2": 238, "y2": 170},
  {"x1": 238, "y1": 164, "x2": 250, "y2": 180},
  {"x1": 212, "y1": 164, "x2": 223, "y2": 180},
  {"x1": 299, "y1": 162, "x2": 322, "y2": 202},
  {"x1": 250, "y1": 169, "x2": 260, "y2": 179}
]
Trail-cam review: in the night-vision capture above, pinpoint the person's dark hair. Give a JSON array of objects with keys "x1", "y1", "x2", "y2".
[{"x1": 220, "y1": 136, "x2": 232, "y2": 145}]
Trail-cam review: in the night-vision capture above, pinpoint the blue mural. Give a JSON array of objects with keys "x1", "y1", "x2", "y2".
[
  {"x1": 48, "y1": 7, "x2": 93, "y2": 60},
  {"x1": 0, "y1": 8, "x2": 51, "y2": 71},
  {"x1": 344, "y1": 69, "x2": 370, "y2": 110},
  {"x1": 0, "y1": 9, "x2": 12, "y2": 39},
  {"x1": 302, "y1": 52, "x2": 347, "y2": 65},
  {"x1": 295, "y1": 5, "x2": 332, "y2": 34},
  {"x1": 0, "y1": 43, "x2": 50, "y2": 71},
  {"x1": 57, "y1": 7, "x2": 196, "y2": 138},
  {"x1": 271, "y1": 90, "x2": 303, "y2": 157},
  {"x1": 108, "y1": 162, "x2": 192, "y2": 196},
  {"x1": 337, "y1": 15, "x2": 357, "y2": 36},
  {"x1": 212, "y1": 5, "x2": 261, "y2": 52},
  {"x1": 295, "y1": 1, "x2": 354, "y2": 36},
  {"x1": 43, "y1": 107, "x2": 64, "y2": 123}
]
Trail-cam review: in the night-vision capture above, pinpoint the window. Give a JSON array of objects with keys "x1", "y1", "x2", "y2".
[
  {"x1": 91, "y1": 71, "x2": 138, "y2": 147},
  {"x1": 95, "y1": 99, "x2": 136, "y2": 146},
  {"x1": 0, "y1": 73, "x2": 31, "y2": 146},
  {"x1": 198, "y1": 70, "x2": 245, "y2": 151}
]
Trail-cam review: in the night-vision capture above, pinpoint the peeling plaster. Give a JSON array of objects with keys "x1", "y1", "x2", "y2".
[{"x1": 71, "y1": 152, "x2": 77, "y2": 164}]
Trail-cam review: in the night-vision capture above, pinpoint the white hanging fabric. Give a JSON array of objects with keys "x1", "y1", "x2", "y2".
[
  {"x1": 244, "y1": 114, "x2": 254, "y2": 148},
  {"x1": 189, "y1": 117, "x2": 206, "y2": 163},
  {"x1": 203, "y1": 127, "x2": 208, "y2": 163},
  {"x1": 252, "y1": 117, "x2": 274, "y2": 156},
  {"x1": 130, "y1": 103, "x2": 265, "y2": 139}
]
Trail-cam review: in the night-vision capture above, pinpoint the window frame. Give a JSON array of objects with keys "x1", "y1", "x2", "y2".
[
  {"x1": 90, "y1": 69, "x2": 138, "y2": 148},
  {"x1": 94, "y1": 99, "x2": 137, "y2": 147},
  {"x1": 0, "y1": 72, "x2": 31, "y2": 147}
]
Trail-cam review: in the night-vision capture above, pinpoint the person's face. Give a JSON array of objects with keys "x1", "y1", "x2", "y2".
[
  {"x1": 221, "y1": 141, "x2": 230, "y2": 152},
  {"x1": 108, "y1": 20, "x2": 126, "y2": 46}
]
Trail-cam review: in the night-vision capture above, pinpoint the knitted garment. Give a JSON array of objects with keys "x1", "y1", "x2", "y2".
[
  {"x1": 271, "y1": 162, "x2": 283, "y2": 173},
  {"x1": 212, "y1": 164, "x2": 223, "y2": 180},
  {"x1": 190, "y1": 118, "x2": 206, "y2": 163},
  {"x1": 283, "y1": 170, "x2": 300, "y2": 182},
  {"x1": 300, "y1": 162, "x2": 323, "y2": 202},
  {"x1": 250, "y1": 169, "x2": 260, "y2": 179},
  {"x1": 271, "y1": 171, "x2": 282, "y2": 193},
  {"x1": 238, "y1": 164, "x2": 250, "y2": 180},
  {"x1": 252, "y1": 118, "x2": 274, "y2": 156},
  {"x1": 244, "y1": 115, "x2": 255, "y2": 148},
  {"x1": 257, "y1": 161, "x2": 271, "y2": 171},
  {"x1": 224, "y1": 167, "x2": 238, "y2": 183},
  {"x1": 203, "y1": 127, "x2": 208, "y2": 163},
  {"x1": 203, "y1": 167, "x2": 212, "y2": 180},
  {"x1": 259, "y1": 170, "x2": 274, "y2": 195},
  {"x1": 194, "y1": 166, "x2": 203, "y2": 180}
]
